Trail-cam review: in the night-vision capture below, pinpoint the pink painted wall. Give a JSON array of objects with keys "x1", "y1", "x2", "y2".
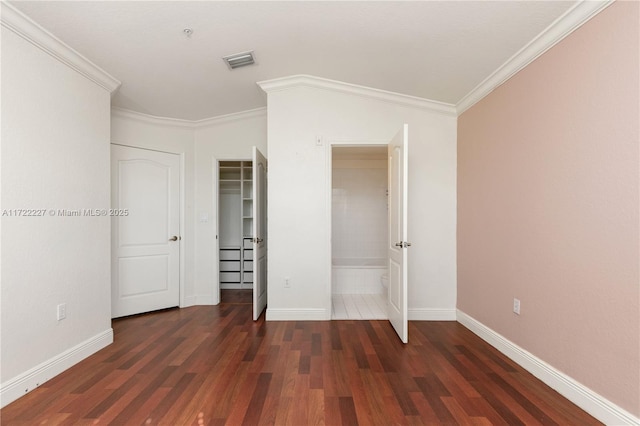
[{"x1": 458, "y1": 1, "x2": 639, "y2": 416}]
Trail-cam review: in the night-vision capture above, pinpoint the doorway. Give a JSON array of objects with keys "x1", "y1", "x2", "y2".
[
  {"x1": 331, "y1": 145, "x2": 389, "y2": 319},
  {"x1": 216, "y1": 147, "x2": 267, "y2": 320},
  {"x1": 111, "y1": 144, "x2": 181, "y2": 318},
  {"x1": 328, "y1": 126, "x2": 409, "y2": 343},
  {"x1": 217, "y1": 160, "x2": 253, "y2": 291}
]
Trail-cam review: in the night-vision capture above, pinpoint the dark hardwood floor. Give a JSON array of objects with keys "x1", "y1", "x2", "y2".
[
  {"x1": 220, "y1": 289, "x2": 253, "y2": 304},
  {"x1": 1, "y1": 291, "x2": 600, "y2": 425}
]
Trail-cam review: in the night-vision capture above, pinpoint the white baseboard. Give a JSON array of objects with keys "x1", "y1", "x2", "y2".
[
  {"x1": 196, "y1": 294, "x2": 216, "y2": 305},
  {"x1": 182, "y1": 295, "x2": 197, "y2": 307},
  {"x1": 197, "y1": 294, "x2": 218, "y2": 305},
  {"x1": 183, "y1": 294, "x2": 219, "y2": 307},
  {"x1": 0, "y1": 328, "x2": 113, "y2": 408},
  {"x1": 409, "y1": 308, "x2": 457, "y2": 321},
  {"x1": 456, "y1": 310, "x2": 639, "y2": 426},
  {"x1": 266, "y1": 308, "x2": 457, "y2": 322},
  {"x1": 266, "y1": 308, "x2": 328, "y2": 321}
]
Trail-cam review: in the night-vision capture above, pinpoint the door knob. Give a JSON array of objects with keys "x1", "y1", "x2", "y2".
[
  {"x1": 395, "y1": 241, "x2": 411, "y2": 248},
  {"x1": 169, "y1": 236, "x2": 179, "y2": 241}
]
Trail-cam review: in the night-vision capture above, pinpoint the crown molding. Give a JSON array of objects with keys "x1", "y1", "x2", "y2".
[
  {"x1": 257, "y1": 75, "x2": 457, "y2": 117},
  {"x1": 456, "y1": 0, "x2": 613, "y2": 116},
  {"x1": 193, "y1": 107, "x2": 267, "y2": 128},
  {"x1": 0, "y1": 1, "x2": 121, "y2": 93},
  {"x1": 111, "y1": 106, "x2": 267, "y2": 129},
  {"x1": 111, "y1": 108, "x2": 196, "y2": 128}
]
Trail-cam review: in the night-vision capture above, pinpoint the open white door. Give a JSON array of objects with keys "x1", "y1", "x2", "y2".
[
  {"x1": 111, "y1": 145, "x2": 180, "y2": 318},
  {"x1": 388, "y1": 125, "x2": 410, "y2": 343},
  {"x1": 252, "y1": 147, "x2": 268, "y2": 320}
]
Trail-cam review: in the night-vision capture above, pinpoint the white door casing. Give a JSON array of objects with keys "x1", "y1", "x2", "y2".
[
  {"x1": 111, "y1": 145, "x2": 180, "y2": 318},
  {"x1": 253, "y1": 147, "x2": 268, "y2": 321},
  {"x1": 388, "y1": 125, "x2": 409, "y2": 343}
]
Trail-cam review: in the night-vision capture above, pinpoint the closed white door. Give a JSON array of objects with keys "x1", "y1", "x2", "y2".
[
  {"x1": 111, "y1": 145, "x2": 180, "y2": 318},
  {"x1": 252, "y1": 147, "x2": 268, "y2": 321},
  {"x1": 388, "y1": 125, "x2": 410, "y2": 343}
]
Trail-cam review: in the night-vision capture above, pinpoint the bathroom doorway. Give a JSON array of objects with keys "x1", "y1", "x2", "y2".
[{"x1": 331, "y1": 145, "x2": 389, "y2": 319}]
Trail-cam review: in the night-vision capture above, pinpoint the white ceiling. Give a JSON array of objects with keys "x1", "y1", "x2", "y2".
[{"x1": 10, "y1": 1, "x2": 576, "y2": 121}]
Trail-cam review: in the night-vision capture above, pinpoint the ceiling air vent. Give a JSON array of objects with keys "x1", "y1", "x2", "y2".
[{"x1": 223, "y1": 51, "x2": 255, "y2": 70}]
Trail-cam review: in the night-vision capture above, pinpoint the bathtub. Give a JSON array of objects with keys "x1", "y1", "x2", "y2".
[{"x1": 332, "y1": 258, "x2": 388, "y2": 294}]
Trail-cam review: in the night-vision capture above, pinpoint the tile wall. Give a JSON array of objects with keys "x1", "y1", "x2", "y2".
[{"x1": 332, "y1": 166, "x2": 388, "y2": 260}]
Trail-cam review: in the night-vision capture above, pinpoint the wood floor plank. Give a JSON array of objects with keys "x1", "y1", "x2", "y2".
[
  {"x1": 338, "y1": 396, "x2": 359, "y2": 426},
  {"x1": 414, "y1": 376, "x2": 458, "y2": 424},
  {"x1": 210, "y1": 362, "x2": 252, "y2": 419},
  {"x1": 257, "y1": 354, "x2": 286, "y2": 425},
  {"x1": 346, "y1": 362, "x2": 376, "y2": 425},
  {"x1": 387, "y1": 372, "x2": 420, "y2": 416},
  {"x1": 307, "y1": 389, "x2": 325, "y2": 426},
  {"x1": 0, "y1": 294, "x2": 603, "y2": 426},
  {"x1": 272, "y1": 396, "x2": 293, "y2": 426},
  {"x1": 21, "y1": 393, "x2": 76, "y2": 425},
  {"x1": 146, "y1": 372, "x2": 197, "y2": 424},
  {"x1": 309, "y1": 355, "x2": 324, "y2": 390},
  {"x1": 240, "y1": 372, "x2": 272, "y2": 426},
  {"x1": 324, "y1": 349, "x2": 350, "y2": 398},
  {"x1": 363, "y1": 369, "x2": 407, "y2": 425},
  {"x1": 323, "y1": 395, "x2": 342, "y2": 425},
  {"x1": 116, "y1": 387, "x2": 171, "y2": 426},
  {"x1": 409, "y1": 391, "x2": 444, "y2": 424},
  {"x1": 290, "y1": 374, "x2": 310, "y2": 425}
]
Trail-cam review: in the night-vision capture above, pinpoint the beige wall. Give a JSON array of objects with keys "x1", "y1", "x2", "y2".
[{"x1": 457, "y1": 1, "x2": 639, "y2": 416}]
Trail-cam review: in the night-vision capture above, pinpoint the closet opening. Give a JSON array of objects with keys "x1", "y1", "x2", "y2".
[
  {"x1": 218, "y1": 160, "x2": 254, "y2": 295},
  {"x1": 217, "y1": 148, "x2": 268, "y2": 321},
  {"x1": 331, "y1": 145, "x2": 389, "y2": 319}
]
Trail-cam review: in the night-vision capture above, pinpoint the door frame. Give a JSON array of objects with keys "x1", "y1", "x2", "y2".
[
  {"x1": 324, "y1": 139, "x2": 390, "y2": 320},
  {"x1": 111, "y1": 142, "x2": 186, "y2": 309}
]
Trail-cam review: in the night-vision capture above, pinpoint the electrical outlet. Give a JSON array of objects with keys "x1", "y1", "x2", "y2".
[
  {"x1": 284, "y1": 277, "x2": 291, "y2": 288},
  {"x1": 513, "y1": 298, "x2": 521, "y2": 315},
  {"x1": 57, "y1": 303, "x2": 67, "y2": 321}
]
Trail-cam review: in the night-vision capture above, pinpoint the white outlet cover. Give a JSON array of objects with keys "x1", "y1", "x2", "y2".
[{"x1": 57, "y1": 303, "x2": 67, "y2": 320}]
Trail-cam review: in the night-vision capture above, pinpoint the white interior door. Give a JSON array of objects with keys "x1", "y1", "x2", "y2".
[
  {"x1": 388, "y1": 125, "x2": 410, "y2": 343},
  {"x1": 252, "y1": 147, "x2": 268, "y2": 320},
  {"x1": 111, "y1": 145, "x2": 180, "y2": 318}
]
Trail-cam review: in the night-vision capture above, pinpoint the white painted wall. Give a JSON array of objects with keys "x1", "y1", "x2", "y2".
[
  {"x1": 262, "y1": 81, "x2": 457, "y2": 320},
  {"x1": 193, "y1": 110, "x2": 267, "y2": 304},
  {"x1": 110, "y1": 110, "x2": 196, "y2": 305},
  {"x1": 111, "y1": 78, "x2": 454, "y2": 322},
  {"x1": 1, "y1": 27, "x2": 113, "y2": 405},
  {"x1": 110, "y1": 109, "x2": 267, "y2": 306}
]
